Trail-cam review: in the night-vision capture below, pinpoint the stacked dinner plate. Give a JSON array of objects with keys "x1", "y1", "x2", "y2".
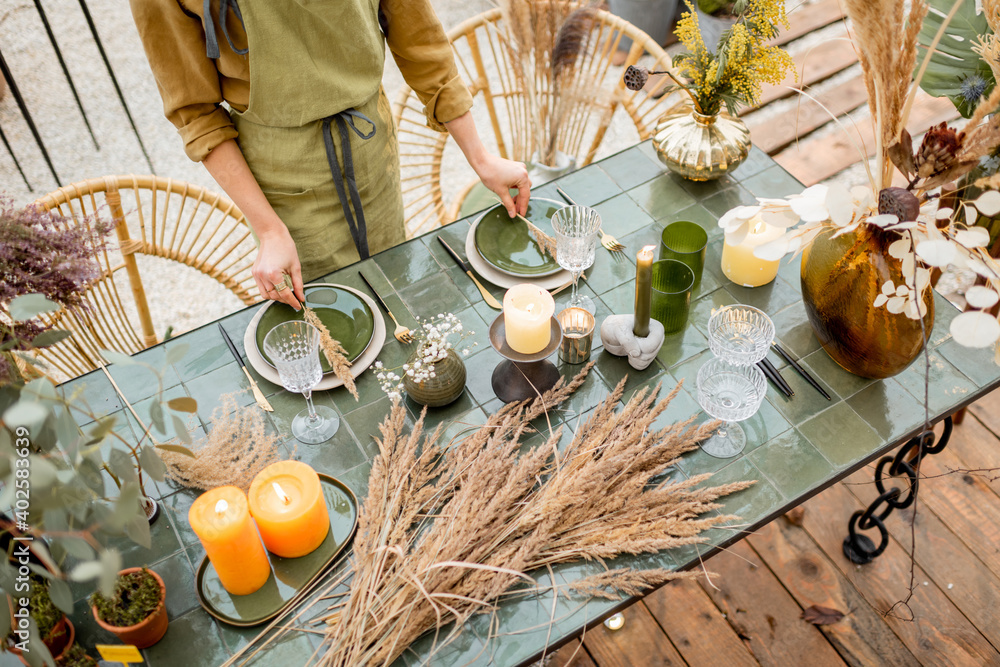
[{"x1": 465, "y1": 198, "x2": 573, "y2": 290}]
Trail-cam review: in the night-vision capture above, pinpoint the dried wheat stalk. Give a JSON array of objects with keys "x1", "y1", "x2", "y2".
[
  {"x1": 227, "y1": 365, "x2": 752, "y2": 666},
  {"x1": 160, "y1": 392, "x2": 287, "y2": 492},
  {"x1": 303, "y1": 307, "x2": 358, "y2": 400},
  {"x1": 525, "y1": 219, "x2": 559, "y2": 259}
]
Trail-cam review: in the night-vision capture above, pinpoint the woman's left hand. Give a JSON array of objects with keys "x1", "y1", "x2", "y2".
[{"x1": 473, "y1": 153, "x2": 532, "y2": 219}]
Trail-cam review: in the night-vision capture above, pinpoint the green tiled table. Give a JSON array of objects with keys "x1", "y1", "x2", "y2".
[{"x1": 47, "y1": 142, "x2": 1000, "y2": 667}]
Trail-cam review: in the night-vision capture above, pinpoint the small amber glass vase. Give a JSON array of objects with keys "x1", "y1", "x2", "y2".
[
  {"x1": 653, "y1": 103, "x2": 751, "y2": 181},
  {"x1": 800, "y1": 226, "x2": 934, "y2": 379},
  {"x1": 403, "y1": 348, "x2": 467, "y2": 407}
]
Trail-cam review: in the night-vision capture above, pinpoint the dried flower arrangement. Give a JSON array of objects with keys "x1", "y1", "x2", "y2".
[
  {"x1": 160, "y1": 392, "x2": 286, "y2": 492},
  {"x1": 719, "y1": 0, "x2": 1000, "y2": 352},
  {"x1": 496, "y1": 1, "x2": 602, "y2": 166},
  {"x1": 661, "y1": 0, "x2": 795, "y2": 116},
  {"x1": 374, "y1": 313, "x2": 476, "y2": 400},
  {"x1": 229, "y1": 366, "x2": 750, "y2": 666},
  {"x1": 0, "y1": 195, "x2": 112, "y2": 384},
  {"x1": 302, "y1": 307, "x2": 358, "y2": 400}
]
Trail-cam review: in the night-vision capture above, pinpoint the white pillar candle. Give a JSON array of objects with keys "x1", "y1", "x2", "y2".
[
  {"x1": 721, "y1": 216, "x2": 783, "y2": 288},
  {"x1": 503, "y1": 284, "x2": 555, "y2": 354}
]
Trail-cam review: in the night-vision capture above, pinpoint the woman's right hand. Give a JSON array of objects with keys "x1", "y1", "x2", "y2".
[{"x1": 253, "y1": 227, "x2": 306, "y2": 310}]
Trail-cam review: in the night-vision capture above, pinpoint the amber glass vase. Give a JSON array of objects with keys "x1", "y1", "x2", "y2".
[
  {"x1": 800, "y1": 226, "x2": 934, "y2": 379},
  {"x1": 403, "y1": 348, "x2": 467, "y2": 407},
  {"x1": 653, "y1": 103, "x2": 751, "y2": 181}
]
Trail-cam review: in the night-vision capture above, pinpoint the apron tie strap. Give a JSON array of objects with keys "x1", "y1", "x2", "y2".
[
  {"x1": 322, "y1": 110, "x2": 377, "y2": 260},
  {"x1": 204, "y1": 0, "x2": 248, "y2": 59}
]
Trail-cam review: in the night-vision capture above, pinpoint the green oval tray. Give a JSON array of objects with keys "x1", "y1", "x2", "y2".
[
  {"x1": 195, "y1": 474, "x2": 359, "y2": 627},
  {"x1": 473, "y1": 198, "x2": 563, "y2": 277},
  {"x1": 254, "y1": 284, "x2": 375, "y2": 374}
]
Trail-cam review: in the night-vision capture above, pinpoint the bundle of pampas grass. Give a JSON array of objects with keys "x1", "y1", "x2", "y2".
[{"x1": 225, "y1": 365, "x2": 751, "y2": 666}]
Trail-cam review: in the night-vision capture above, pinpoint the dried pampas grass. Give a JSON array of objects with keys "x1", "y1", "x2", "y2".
[
  {"x1": 525, "y1": 219, "x2": 559, "y2": 259},
  {"x1": 160, "y1": 392, "x2": 286, "y2": 492},
  {"x1": 228, "y1": 365, "x2": 752, "y2": 666},
  {"x1": 303, "y1": 306, "x2": 358, "y2": 400}
]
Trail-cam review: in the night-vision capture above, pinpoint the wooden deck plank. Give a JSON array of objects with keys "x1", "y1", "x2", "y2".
[
  {"x1": 746, "y1": 519, "x2": 919, "y2": 667},
  {"x1": 695, "y1": 540, "x2": 847, "y2": 667},
  {"x1": 794, "y1": 480, "x2": 1000, "y2": 666},
  {"x1": 842, "y1": 463, "x2": 1000, "y2": 653},
  {"x1": 746, "y1": 76, "x2": 869, "y2": 154},
  {"x1": 747, "y1": 38, "x2": 858, "y2": 112},
  {"x1": 582, "y1": 602, "x2": 687, "y2": 667},
  {"x1": 548, "y1": 639, "x2": 598, "y2": 667},
  {"x1": 771, "y1": 0, "x2": 845, "y2": 46},
  {"x1": 773, "y1": 92, "x2": 959, "y2": 185},
  {"x1": 643, "y1": 579, "x2": 759, "y2": 667}
]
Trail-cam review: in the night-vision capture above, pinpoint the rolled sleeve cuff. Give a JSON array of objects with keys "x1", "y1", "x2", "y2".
[
  {"x1": 178, "y1": 106, "x2": 239, "y2": 162},
  {"x1": 423, "y1": 74, "x2": 474, "y2": 132}
]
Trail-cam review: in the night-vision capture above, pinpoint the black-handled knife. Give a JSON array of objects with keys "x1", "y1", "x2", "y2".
[
  {"x1": 437, "y1": 237, "x2": 502, "y2": 309},
  {"x1": 556, "y1": 186, "x2": 577, "y2": 206},
  {"x1": 218, "y1": 323, "x2": 272, "y2": 411}
]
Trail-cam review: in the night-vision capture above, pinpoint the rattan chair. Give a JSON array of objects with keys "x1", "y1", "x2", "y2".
[
  {"x1": 393, "y1": 4, "x2": 674, "y2": 237},
  {"x1": 31, "y1": 175, "x2": 259, "y2": 380}
]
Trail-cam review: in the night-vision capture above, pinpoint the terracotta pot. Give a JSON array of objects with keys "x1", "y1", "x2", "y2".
[
  {"x1": 91, "y1": 568, "x2": 168, "y2": 649},
  {"x1": 800, "y1": 226, "x2": 934, "y2": 379},
  {"x1": 10, "y1": 616, "x2": 74, "y2": 665}
]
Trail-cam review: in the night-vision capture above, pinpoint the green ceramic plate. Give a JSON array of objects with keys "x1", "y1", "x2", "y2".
[
  {"x1": 255, "y1": 284, "x2": 374, "y2": 373},
  {"x1": 473, "y1": 198, "x2": 563, "y2": 277},
  {"x1": 195, "y1": 474, "x2": 359, "y2": 627}
]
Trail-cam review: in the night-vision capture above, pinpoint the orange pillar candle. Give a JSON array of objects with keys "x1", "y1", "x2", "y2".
[
  {"x1": 248, "y1": 461, "x2": 330, "y2": 558},
  {"x1": 188, "y1": 486, "x2": 271, "y2": 596}
]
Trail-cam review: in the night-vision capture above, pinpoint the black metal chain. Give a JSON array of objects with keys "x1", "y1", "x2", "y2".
[{"x1": 842, "y1": 416, "x2": 953, "y2": 564}]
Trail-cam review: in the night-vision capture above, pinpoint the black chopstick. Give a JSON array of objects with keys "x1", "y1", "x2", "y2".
[
  {"x1": 771, "y1": 342, "x2": 832, "y2": 400},
  {"x1": 758, "y1": 359, "x2": 793, "y2": 398}
]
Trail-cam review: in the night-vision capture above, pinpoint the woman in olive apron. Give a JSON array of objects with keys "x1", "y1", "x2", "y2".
[{"x1": 130, "y1": 0, "x2": 531, "y2": 309}]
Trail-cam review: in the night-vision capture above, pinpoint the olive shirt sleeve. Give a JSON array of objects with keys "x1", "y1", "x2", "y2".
[
  {"x1": 128, "y1": 0, "x2": 237, "y2": 162},
  {"x1": 381, "y1": 0, "x2": 473, "y2": 132}
]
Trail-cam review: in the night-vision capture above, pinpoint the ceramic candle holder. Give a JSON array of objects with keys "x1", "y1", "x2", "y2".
[
  {"x1": 600, "y1": 314, "x2": 665, "y2": 370},
  {"x1": 489, "y1": 314, "x2": 563, "y2": 403}
]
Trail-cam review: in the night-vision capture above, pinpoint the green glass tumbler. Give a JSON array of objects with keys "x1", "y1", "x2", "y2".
[
  {"x1": 658, "y1": 221, "x2": 708, "y2": 289},
  {"x1": 651, "y1": 259, "x2": 695, "y2": 335}
]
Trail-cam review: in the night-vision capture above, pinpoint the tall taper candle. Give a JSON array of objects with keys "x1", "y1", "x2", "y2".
[{"x1": 634, "y1": 245, "x2": 656, "y2": 337}]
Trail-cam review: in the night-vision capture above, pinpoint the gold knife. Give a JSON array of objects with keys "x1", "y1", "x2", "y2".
[
  {"x1": 218, "y1": 323, "x2": 273, "y2": 411},
  {"x1": 438, "y1": 237, "x2": 503, "y2": 310}
]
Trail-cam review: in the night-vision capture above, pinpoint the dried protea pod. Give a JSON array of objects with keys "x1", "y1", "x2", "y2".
[
  {"x1": 879, "y1": 187, "x2": 921, "y2": 222},
  {"x1": 624, "y1": 65, "x2": 649, "y2": 91},
  {"x1": 915, "y1": 122, "x2": 963, "y2": 180}
]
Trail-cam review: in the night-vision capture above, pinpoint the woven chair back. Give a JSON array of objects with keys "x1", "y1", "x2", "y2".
[
  {"x1": 392, "y1": 3, "x2": 673, "y2": 237},
  {"x1": 30, "y1": 175, "x2": 258, "y2": 380}
]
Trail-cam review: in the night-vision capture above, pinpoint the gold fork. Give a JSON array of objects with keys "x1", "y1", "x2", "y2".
[
  {"x1": 556, "y1": 187, "x2": 626, "y2": 257},
  {"x1": 358, "y1": 271, "x2": 414, "y2": 344}
]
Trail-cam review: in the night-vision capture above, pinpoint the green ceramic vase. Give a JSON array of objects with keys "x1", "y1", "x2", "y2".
[
  {"x1": 800, "y1": 226, "x2": 934, "y2": 380},
  {"x1": 403, "y1": 348, "x2": 467, "y2": 407}
]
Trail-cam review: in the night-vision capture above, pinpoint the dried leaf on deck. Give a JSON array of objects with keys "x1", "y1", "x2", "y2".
[
  {"x1": 802, "y1": 604, "x2": 845, "y2": 625},
  {"x1": 303, "y1": 306, "x2": 357, "y2": 400},
  {"x1": 783, "y1": 506, "x2": 805, "y2": 526}
]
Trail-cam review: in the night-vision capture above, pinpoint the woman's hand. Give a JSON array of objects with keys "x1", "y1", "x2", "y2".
[
  {"x1": 444, "y1": 112, "x2": 532, "y2": 218},
  {"x1": 253, "y1": 227, "x2": 306, "y2": 310},
  {"x1": 473, "y1": 153, "x2": 532, "y2": 219}
]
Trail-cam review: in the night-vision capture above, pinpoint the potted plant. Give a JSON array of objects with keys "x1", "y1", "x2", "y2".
[
  {"x1": 56, "y1": 643, "x2": 97, "y2": 667},
  {"x1": 626, "y1": 0, "x2": 794, "y2": 180},
  {"x1": 4, "y1": 579, "x2": 75, "y2": 664},
  {"x1": 89, "y1": 567, "x2": 168, "y2": 649}
]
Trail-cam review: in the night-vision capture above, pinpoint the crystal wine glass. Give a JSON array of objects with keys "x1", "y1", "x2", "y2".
[
  {"x1": 263, "y1": 321, "x2": 340, "y2": 444},
  {"x1": 696, "y1": 357, "x2": 767, "y2": 458},
  {"x1": 707, "y1": 305, "x2": 775, "y2": 365},
  {"x1": 551, "y1": 205, "x2": 602, "y2": 314}
]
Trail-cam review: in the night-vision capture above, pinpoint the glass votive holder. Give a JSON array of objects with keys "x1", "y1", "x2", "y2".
[
  {"x1": 558, "y1": 307, "x2": 595, "y2": 364},
  {"x1": 659, "y1": 220, "x2": 708, "y2": 289},
  {"x1": 651, "y1": 259, "x2": 695, "y2": 335}
]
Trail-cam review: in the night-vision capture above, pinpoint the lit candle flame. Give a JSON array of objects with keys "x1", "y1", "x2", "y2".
[
  {"x1": 215, "y1": 499, "x2": 228, "y2": 514},
  {"x1": 752, "y1": 219, "x2": 765, "y2": 235},
  {"x1": 639, "y1": 244, "x2": 656, "y2": 260},
  {"x1": 273, "y1": 482, "x2": 291, "y2": 505}
]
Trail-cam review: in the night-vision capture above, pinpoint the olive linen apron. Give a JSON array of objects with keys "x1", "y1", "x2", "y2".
[{"x1": 207, "y1": 0, "x2": 405, "y2": 280}]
